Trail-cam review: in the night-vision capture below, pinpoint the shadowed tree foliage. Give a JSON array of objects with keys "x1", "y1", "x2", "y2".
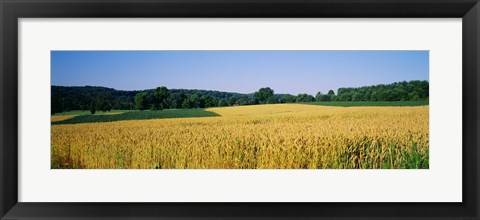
[
  {"x1": 280, "y1": 94, "x2": 296, "y2": 103},
  {"x1": 316, "y1": 92, "x2": 330, "y2": 102},
  {"x1": 51, "y1": 96, "x2": 64, "y2": 115},
  {"x1": 296, "y1": 93, "x2": 315, "y2": 102},
  {"x1": 229, "y1": 96, "x2": 238, "y2": 106},
  {"x1": 134, "y1": 92, "x2": 149, "y2": 111},
  {"x1": 170, "y1": 93, "x2": 186, "y2": 109},
  {"x1": 218, "y1": 99, "x2": 229, "y2": 107},
  {"x1": 238, "y1": 95, "x2": 250, "y2": 105},
  {"x1": 89, "y1": 100, "x2": 96, "y2": 115},
  {"x1": 96, "y1": 94, "x2": 112, "y2": 112},
  {"x1": 182, "y1": 94, "x2": 200, "y2": 109},
  {"x1": 151, "y1": 86, "x2": 171, "y2": 110},
  {"x1": 254, "y1": 87, "x2": 274, "y2": 104}
]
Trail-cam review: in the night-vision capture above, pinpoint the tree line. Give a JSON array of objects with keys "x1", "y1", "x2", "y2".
[{"x1": 51, "y1": 80, "x2": 429, "y2": 115}]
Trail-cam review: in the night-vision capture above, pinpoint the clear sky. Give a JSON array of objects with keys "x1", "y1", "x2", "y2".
[{"x1": 51, "y1": 50, "x2": 428, "y2": 95}]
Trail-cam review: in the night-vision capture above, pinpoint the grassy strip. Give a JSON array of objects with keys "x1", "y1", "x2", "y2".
[
  {"x1": 52, "y1": 109, "x2": 220, "y2": 125},
  {"x1": 304, "y1": 100, "x2": 428, "y2": 107}
]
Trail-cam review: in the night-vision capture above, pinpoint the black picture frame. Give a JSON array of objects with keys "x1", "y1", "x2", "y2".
[{"x1": 1, "y1": 0, "x2": 479, "y2": 219}]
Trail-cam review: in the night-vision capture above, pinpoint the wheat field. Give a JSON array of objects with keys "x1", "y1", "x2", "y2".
[
  {"x1": 51, "y1": 104, "x2": 429, "y2": 169},
  {"x1": 51, "y1": 115, "x2": 77, "y2": 122}
]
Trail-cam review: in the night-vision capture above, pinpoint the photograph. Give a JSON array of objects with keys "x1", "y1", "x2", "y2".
[
  {"x1": 50, "y1": 50, "x2": 429, "y2": 169},
  {"x1": 4, "y1": 0, "x2": 477, "y2": 218}
]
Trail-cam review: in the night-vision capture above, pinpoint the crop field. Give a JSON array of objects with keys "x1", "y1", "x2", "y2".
[
  {"x1": 52, "y1": 109, "x2": 220, "y2": 125},
  {"x1": 51, "y1": 104, "x2": 429, "y2": 169},
  {"x1": 51, "y1": 115, "x2": 78, "y2": 122}
]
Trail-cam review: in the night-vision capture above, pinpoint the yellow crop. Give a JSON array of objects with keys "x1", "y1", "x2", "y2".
[
  {"x1": 51, "y1": 115, "x2": 77, "y2": 122},
  {"x1": 51, "y1": 104, "x2": 429, "y2": 169}
]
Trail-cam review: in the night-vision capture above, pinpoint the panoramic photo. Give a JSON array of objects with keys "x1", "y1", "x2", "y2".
[{"x1": 51, "y1": 50, "x2": 429, "y2": 169}]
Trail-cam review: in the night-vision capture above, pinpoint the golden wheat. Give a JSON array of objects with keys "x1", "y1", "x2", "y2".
[
  {"x1": 51, "y1": 115, "x2": 77, "y2": 122},
  {"x1": 51, "y1": 104, "x2": 429, "y2": 169}
]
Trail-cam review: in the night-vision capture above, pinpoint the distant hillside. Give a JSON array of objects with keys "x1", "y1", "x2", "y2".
[
  {"x1": 51, "y1": 86, "x2": 251, "y2": 111},
  {"x1": 335, "y1": 80, "x2": 428, "y2": 102},
  {"x1": 51, "y1": 80, "x2": 428, "y2": 113}
]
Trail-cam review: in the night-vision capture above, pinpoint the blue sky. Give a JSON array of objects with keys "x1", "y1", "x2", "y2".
[{"x1": 51, "y1": 50, "x2": 428, "y2": 95}]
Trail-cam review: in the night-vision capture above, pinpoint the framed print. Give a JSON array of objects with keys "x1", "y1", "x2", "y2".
[{"x1": 1, "y1": 0, "x2": 479, "y2": 219}]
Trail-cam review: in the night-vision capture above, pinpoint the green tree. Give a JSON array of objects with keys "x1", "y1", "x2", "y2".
[
  {"x1": 229, "y1": 96, "x2": 238, "y2": 106},
  {"x1": 95, "y1": 94, "x2": 112, "y2": 112},
  {"x1": 280, "y1": 94, "x2": 296, "y2": 103},
  {"x1": 51, "y1": 96, "x2": 64, "y2": 115},
  {"x1": 152, "y1": 86, "x2": 171, "y2": 110},
  {"x1": 134, "y1": 92, "x2": 149, "y2": 110},
  {"x1": 266, "y1": 96, "x2": 278, "y2": 104},
  {"x1": 296, "y1": 93, "x2": 315, "y2": 102},
  {"x1": 201, "y1": 95, "x2": 217, "y2": 108},
  {"x1": 254, "y1": 87, "x2": 274, "y2": 104},
  {"x1": 238, "y1": 95, "x2": 250, "y2": 105},
  {"x1": 89, "y1": 100, "x2": 96, "y2": 115},
  {"x1": 103, "y1": 102, "x2": 112, "y2": 112},
  {"x1": 182, "y1": 94, "x2": 199, "y2": 109},
  {"x1": 352, "y1": 93, "x2": 364, "y2": 101},
  {"x1": 218, "y1": 99, "x2": 229, "y2": 107},
  {"x1": 318, "y1": 94, "x2": 332, "y2": 102},
  {"x1": 370, "y1": 91, "x2": 378, "y2": 101},
  {"x1": 315, "y1": 92, "x2": 323, "y2": 101},
  {"x1": 170, "y1": 93, "x2": 186, "y2": 109},
  {"x1": 316, "y1": 92, "x2": 333, "y2": 102},
  {"x1": 409, "y1": 91, "x2": 420, "y2": 101}
]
